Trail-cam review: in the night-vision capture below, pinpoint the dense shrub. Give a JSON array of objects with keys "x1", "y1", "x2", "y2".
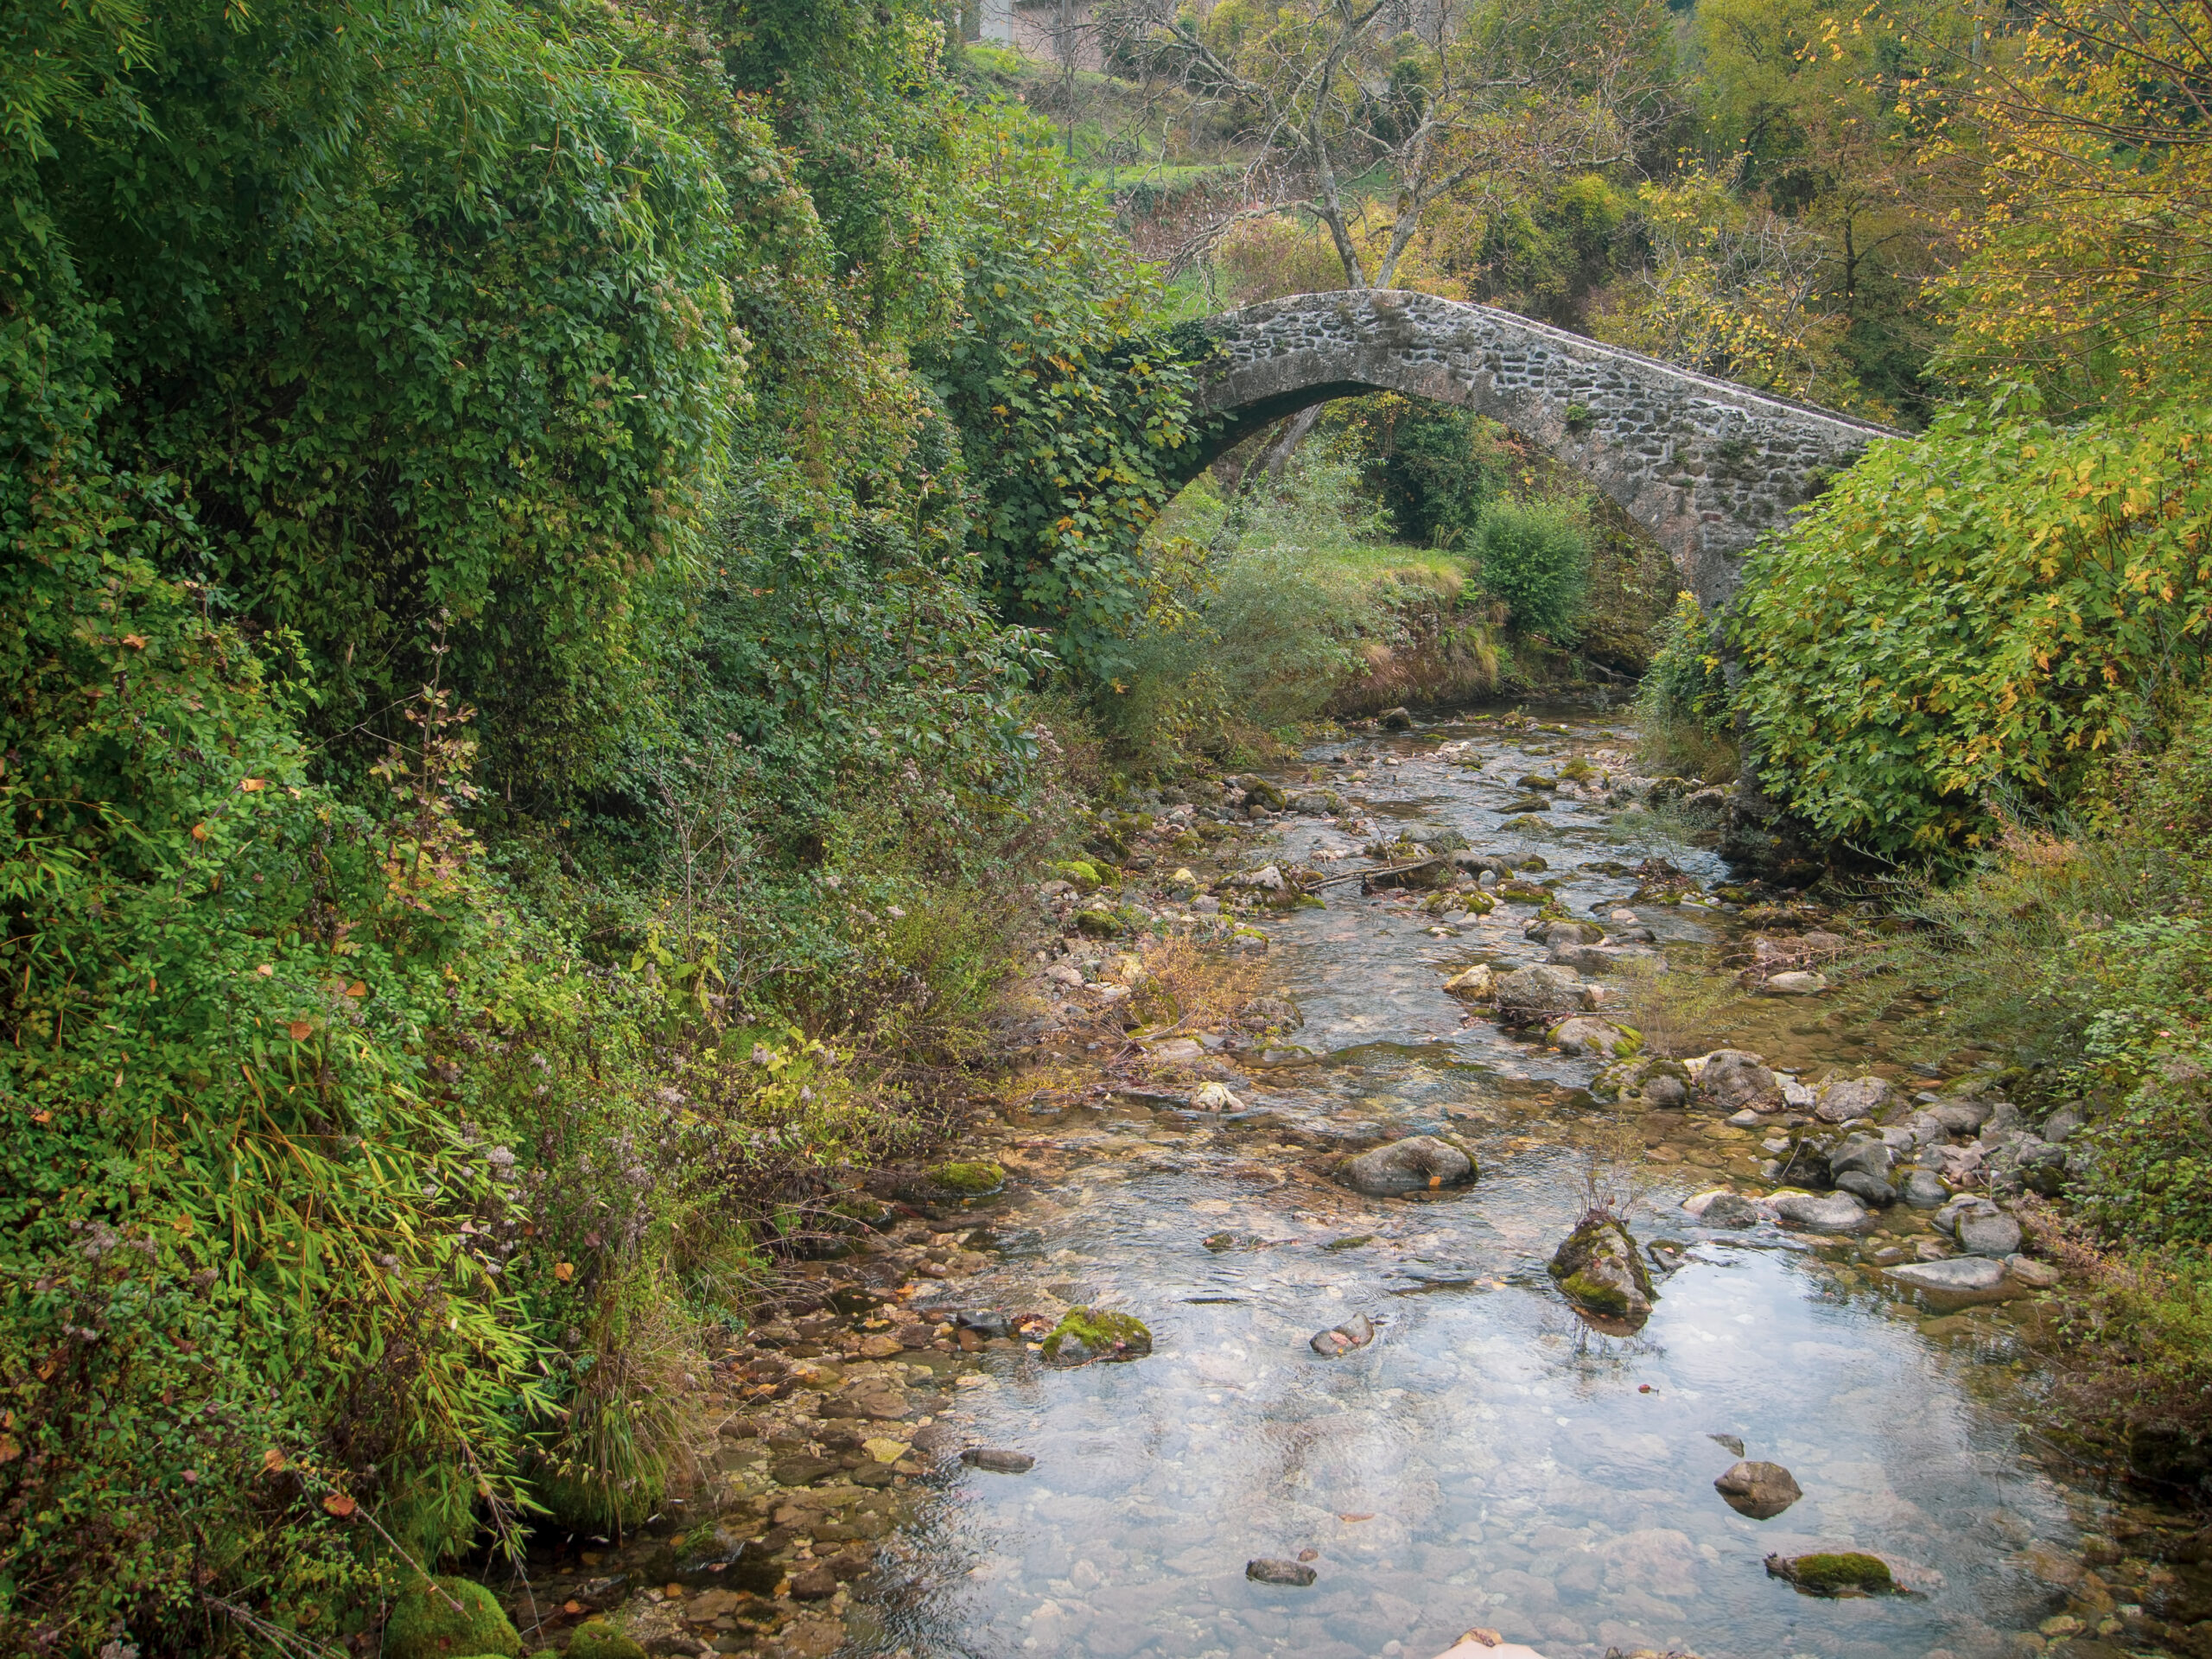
[
  {"x1": 1637, "y1": 592, "x2": 1738, "y2": 780},
  {"x1": 1732, "y1": 401, "x2": 2212, "y2": 859},
  {"x1": 1474, "y1": 499, "x2": 1592, "y2": 644}
]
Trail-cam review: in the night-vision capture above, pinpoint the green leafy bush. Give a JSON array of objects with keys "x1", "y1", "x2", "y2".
[
  {"x1": 1732, "y1": 400, "x2": 2212, "y2": 858},
  {"x1": 1474, "y1": 500, "x2": 1592, "y2": 643},
  {"x1": 1637, "y1": 592, "x2": 1738, "y2": 781}
]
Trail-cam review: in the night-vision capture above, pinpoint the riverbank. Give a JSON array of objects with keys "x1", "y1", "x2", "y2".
[{"x1": 437, "y1": 701, "x2": 2212, "y2": 1659}]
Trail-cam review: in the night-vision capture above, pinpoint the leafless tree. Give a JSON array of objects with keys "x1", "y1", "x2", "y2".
[{"x1": 1106, "y1": 0, "x2": 1678, "y2": 292}]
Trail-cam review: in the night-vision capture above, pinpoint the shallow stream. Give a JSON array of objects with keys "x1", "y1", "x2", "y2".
[{"x1": 855, "y1": 705, "x2": 2126, "y2": 1659}]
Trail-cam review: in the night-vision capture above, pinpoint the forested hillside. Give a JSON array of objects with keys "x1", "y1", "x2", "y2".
[{"x1": 5, "y1": 0, "x2": 2212, "y2": 1652}]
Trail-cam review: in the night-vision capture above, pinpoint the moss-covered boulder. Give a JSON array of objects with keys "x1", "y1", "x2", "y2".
[
  {"x1": 1590, "y1": 1055, "x2": 1690, "y2": 1109},
  {"x1": 1548, "y1": 1212, "x2": 1656, "y2": 1327},
  {"x1": 1042, "y1": 1306, "x2": 1152, "y2": 1365},
  {"x1": 1765, "y1": 1552, "x2": 1896, "y2": 1597},
  {"x1": 565, "y1": 1620, "x2": 650, "y2": 1659},
  {"x1": 384, "y1": 1577, "x2": 522, "y2": 1659},
  {"x1": 931, "y1": 1160, "x2": 1005, "y2": 1196}
]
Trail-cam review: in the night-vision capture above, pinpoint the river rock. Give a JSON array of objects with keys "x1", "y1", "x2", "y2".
[
  {"x1": 1768, "y1": 1190, "x2": 1872, "y2": 1232},
  {"x1": 1900, "y1": 1169, "x2": 1948, "y2": 1206},
  {"x1": 1834, "y1": 1170, "x2": 1896, "y2": 1206},
  {"x1": 1379, "y1": 707, "x2": 1414, "y2": 730},
  {"x1": 1931, "y1": 1097, "x2": 1993, "y2": 1134},
  {"x1": 1547, "y1": 941, "x2": 1628, "y2": 975},
  {"x1": 1885, "y1": 1256, "x2": 2007, "y2": 1294},
  {"x1": 1957, "y1": 1205, "x2": 2023, "y2": 1256},
  {"x1": 1827, "y1": 1133, "x2": 1894, "y2": 1183},
  {"x1": 1815, "y1": 1075, "x2": 1894, "y2": 1122},
  {"x1": 1546, "y1": 1015, "x2": 1641, "y2": 1058},
  {"x1": 1230, "y1": 773, "x2": 1287, "y2": 810},
  {"x1": 1714, "y1": 1459, "x2": 1803, "y2": 1519},
  {"x1": 1189, "y1": 1081, "x2": 1243, "y2": 1112},
  {"x1": 1594, "y1": 1054, "x2": 1691, "y2": 1109},
  {"x1": 1761, "y1": 971, "x2": 1830, "y2": 995},
  {"x1": 960, "y1": 1448, "x2": 1035, "y2": 1473},
  {"x1": 1991, "y1": 1134, "x2": 2069, "y2": 1197},
  {"x1": 1041, "y1": 1307, "x2": 1153, "y2": 1365},
  {"x1": 2005, "y1": 1255, "x2": 2061, "y2": 1288},
  {"x1": 1337, "y1": 1135, "x2": 1476, "y2": 1196},
  {"x1": 2042, "y1": 1106, "x2": 2086, "y2": 1144},
  {"x1": 1698, "y1": 1050, "x2": 1779, "y2": 1112},
  {"x1": 1548, "y1": 1211, "x2": 1656, "y2": 1324},
  {"x1": 1442, "y1": 963, "x2": 1495, "y2": 998},
  {"x1": 1493, "y1": 963, "x2": 1597, "y2": 1023},
  {"x1": 1310, "y1": 1311, "x2": 1377, "y2": 1357},
  {"x1": 1692, "y1": 1192, "x2": 1762, "y2": 1228},
  {"x1": 1765, "y1": 1552, "x2": 1898, "y2": 1596},
  {"x1": 1529, "y1": 918, "x2": 1605, "y2": 946},
  {"x1": 1246, "y1": 1558, "x2": 1317, "y2": 1586}
]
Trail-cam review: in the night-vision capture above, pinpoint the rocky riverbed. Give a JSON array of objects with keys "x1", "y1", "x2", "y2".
[{"x1": 474, "y1": 702, "x2": 2212, "y2": 1659}]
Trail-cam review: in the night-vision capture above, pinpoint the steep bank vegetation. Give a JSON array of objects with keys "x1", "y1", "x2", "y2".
[{"x1": 0, "y1": 1, "x2": 1207, "y2": 1649}]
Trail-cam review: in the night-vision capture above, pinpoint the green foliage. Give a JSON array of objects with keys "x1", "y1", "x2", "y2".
[
  {"x1": 1338, "y1": 395, "x2": 1509, "y2": 547},
  {"x1": 1732, "y1": 400, "x2": 2212, "y2": 858},
  {"x1": 1637, "y1": 592, "x2": 1738, "y2": 782},
  {"x1": 1474, "y1": 500, "x2": 1592, "y2": 644},
  {"x1": 33, "y1": 0, "x2": 746, "y2": 798},
  {"x1": 925, "y1": 125, "x2": 1206, "y2": 677},
  {"x1": 385, "y1": 1578, "x2": 524, "y2": 1659},
  {"x1": 1098, "y1": 457, "x2": 1380, "y2": 770}
]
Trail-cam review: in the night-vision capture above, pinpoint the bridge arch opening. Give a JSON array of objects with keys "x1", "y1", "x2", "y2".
[{"x1": 1173, "y1": 290, "x2": 1895, "y2": 612}]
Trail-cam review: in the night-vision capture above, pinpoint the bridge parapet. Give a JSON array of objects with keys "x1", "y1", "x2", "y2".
[{"x1": 1185, "y1": 290, "x2": 1899, "y2": 607}]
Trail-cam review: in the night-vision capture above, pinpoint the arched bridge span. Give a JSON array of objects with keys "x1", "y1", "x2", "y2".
[{"x1": 1182, "y1": 290, "x2": 1898, "y2": 607}]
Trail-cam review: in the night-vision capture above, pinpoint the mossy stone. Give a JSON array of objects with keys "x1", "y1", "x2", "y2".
[
  {"x1": 384, "y1": 1576, "x2": 522, "y2": 1659},
  {"x1": 1770, "y1": 1551, "x2": 1895, "y2": 1596},
  {"x1": 1075, "y1": 910, "x2": 1122, "y2": 938},
  {"x1": 931, "y1": 1160, "x2": 1005, "y2": 1195},
  {"x1": 1042, "y1": 1306, "x2": 1152, "y2": 1364},
  {"x1": 1548, "y1": 1213, "x2": 1656, "y2": 1324},
  {"x1": 564, "y1": 1620, "x2": 650, "y2": 1659}
]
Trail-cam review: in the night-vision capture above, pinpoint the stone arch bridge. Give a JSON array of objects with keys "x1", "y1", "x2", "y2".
[{"x1": 1179, "y1": 289, "x2": 1899, "y2": 608}]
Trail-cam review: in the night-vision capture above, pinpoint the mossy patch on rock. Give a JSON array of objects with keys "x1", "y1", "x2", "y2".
[
  {"x1": 931, "y1": 1161, "x2": 1006, "y2": 1195},
  {"x1": 1042, "y1": 1306, "x2": 1152, "y2": 1365},
  {"x1": 384, "y1": 1576, "x2": 523, "y2": 1659},
  {"x1": 1548, "y1": 1212, "x2": 1656, "y2": 1325},
  {"x1": 1766, "y1": 1552, "x2": 1896, "y2": 1597},
  {"x1": 565, "y1": 1619, "x2": 650, "y2": 1659}
]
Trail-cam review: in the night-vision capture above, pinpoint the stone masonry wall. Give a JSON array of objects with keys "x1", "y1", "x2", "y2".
[{"x1": 1184, "y1": 290, "x2": 1899, "y2": 608}]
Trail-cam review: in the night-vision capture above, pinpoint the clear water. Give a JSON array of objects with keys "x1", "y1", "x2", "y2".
[{"x1": 856, "y1": 708, "x2": 2093, "y2": 1659}]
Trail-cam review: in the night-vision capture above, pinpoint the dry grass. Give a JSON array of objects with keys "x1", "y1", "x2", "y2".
[{"x1": 1132, "y1": 933, "x2": 1266, "y2": 1033}]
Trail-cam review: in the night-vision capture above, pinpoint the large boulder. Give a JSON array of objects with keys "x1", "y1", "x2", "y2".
[
  {"x1": 1337, "y1": 1135, "x2": 1476, "y2": 1197},
  {"x1": 1698, "y1": 1050, "x2": 1779, "y2": 1113},
  {"x1": 1548, "y1": 1212, "x2": 1656, "y2": 1325},
  {"x1": 1493, "y1": 964, "x2": 1596, "y2": 1025},
  {"x1": 1815, "y1": 1075, "x2": 1895, "y2": 1123},
  {"x1": 1885, "y1": 1256, "x2": 2009, "y2": 1295},
  {"x1": 1768, "y1": 1190, "x2": 1872, "y2": 1232}
]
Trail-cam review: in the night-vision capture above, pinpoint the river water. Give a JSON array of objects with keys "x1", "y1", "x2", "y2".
[{"x1": 851, "y1": 704, "x2": 2120, "y2": 1659}]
